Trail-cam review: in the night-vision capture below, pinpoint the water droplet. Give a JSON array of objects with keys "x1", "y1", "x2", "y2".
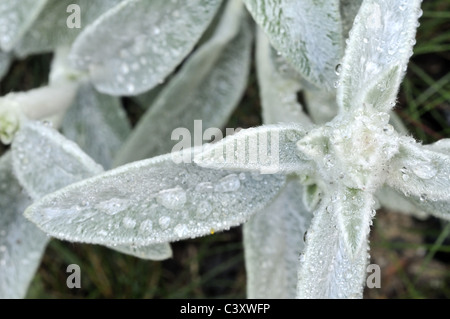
[
  {"x1": 334, "y1": 64, "x2": 343, "y2": 76},
  {"x1": 139, "y1": 220, "x2": 153, "y2": 234},
  {"x1": 174, "y1": 224, "x2": 188, "y2": 238},
  {"x1": 334, "y1": 80, "x2": 341, "y2": 88},
  {"x1": 383, "y1": 124, "x2": 394, "y2": 135},
  {"x1": 153, "y1": 27, "x2": 161, "y2": 35},
  {"x1": 126, "y1": 83, "x2": 135, "y2": 93},
  {"x1": 122, "y1": 217, "x2": 137, "y2": 229},
  {"x1": 195, "y1": 182, "x2": 214, "y2": 193},
  {"x1": 158, "y1": 216, "x2": 171, "y2": 229},
  {"x1": 419, "y1": 194, "x2": 427, "y2": 202},
  {"x1": 121, "y1": 63, "x2": 130, "y2": 74},
  {"x1": 363, "y1": 37, "x2": 369, "y2": 44},
  {"x1": 157, "y1": 187, "x2": 187, "y2": 209},
  {"x1": 215, "y1": 174, "x2": 240, "y2": 193},
  {"x1": 412, "y1": 163, "x2": 437, "y2": 180},
  {"x1": 98, "y1": 198, "x2": 128, "y2": 216}
]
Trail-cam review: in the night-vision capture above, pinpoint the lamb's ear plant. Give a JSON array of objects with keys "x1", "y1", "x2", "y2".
[{"x1": 0, "y1": 0, "x2": 448, "y2": 299}]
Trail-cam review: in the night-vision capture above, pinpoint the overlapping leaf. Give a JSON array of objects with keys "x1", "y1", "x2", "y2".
[
  {"x1": 114, "y1": 0, "x2": 251, "y2": 165},
  {"x1": 70, "y1": 0, "x2": 222, "y2": 95},
  {"x1": 15, "y1": 0, "x2": 123, "y2": 57},
  {"x1": 0, "y1": 0, "x2": 47, "y2": 51},
  {"x1": 244, "y1": 0, "x2": 343, "y2": 89},
  {"x1": 62, "y1": 83, "x2": 131, "y2": 169},
  {"x1": 297, "y1": 196, "x2": 369, "y2": 298},
  {"x1": 244, "y1": 179, "x2": 312, "y2": 298},
  {"x1": 195, "y1": 124, "x2": 312, "y2": 174},
  {"x1": 26, "y1": 148, "x2": 286, "y2": 247},
  {"x1": 255, "y1": 29, "x2": 312, "y2": 127},
  {"x1": 0, "y1": 153, "x2": 48, "y2": 299},
  {"x1": 337, "y1": 0, "x2": 422, "y2": 112}
]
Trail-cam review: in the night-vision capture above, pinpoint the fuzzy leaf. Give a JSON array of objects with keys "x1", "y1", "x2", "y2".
[
  {"x1": 302, "y1": 184, "x2": 322, "y2": 212},
  {"x1": 12, "y1": 121, "x2": 171, "y2": 260},
  {"x1": 11, "y1": 121, "x2": 104, "y2": 199},
  {"x1": 15, "y1": 0, "x2": 122, "y2": 57},
  {"x1": 304, "y1": 89, "x2": 338, "y2": 125},
  {"x1": 376, "y1": 187, "x2": 428, "y2": 219},
  {"x1": 244, "y1": 0, "x2": 343, "y2": 89},
  {"x1": 386, "y1": 137, "x2": 450, "y2": 202},
  {"x1": 334, "y1": 188, "x2": 374, "y2": 256},
  {"x1": 114, "y1": 0, "x2": 251, "y2": 165},
  {"x1": 256, "y1": 29, "x2": 312, "y2": 127},
  {"x1": 0, "y1": 153, "x2": 49, "y2": 299},
  {"x1": 195, "y1": 124, "x2": 312, "y2": 174},
  {"x1": 25, "y1": 148, "x2": 286, "y2": 246},
  {"x1": 244, "y1": 179, "x2": 312, "y2": 298},
  {"x1": 70, "y1": 0, "x2": 222, "y2": 95},
  {"x1": 297, "y1": 196, "x2": 369, "y2": 299},
  {"x1": 0, "y1": 0, "x2": 47, "y2": 51},
  {"x1": 337, "y1": 0, "x2": 422, "y2": 112},
  {"x1": 62, "y1": 83, "x2": 131, "y2": 169},
  {"x1": 0, "y1": 51, "x2": 11, "y2": 80}
]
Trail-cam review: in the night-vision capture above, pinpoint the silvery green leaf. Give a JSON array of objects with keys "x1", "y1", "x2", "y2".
[
  {"x1": 14, "y1": 0, "x2": 123, "y2": 57},
  {"x1": 340, "y1": 0, "x2": 362, "y2": 40},
  {"x1": 12, "y1": 121, "x2": 171, "y2": 260},
  {"x1": 11, "y1": 120, "x2": 104, "y2": 199},
  {"x1": 114, "y1": 0, "x2": 251, "y2": 165},
  {"x1": 244, "y1": 0, "x2": 343, "y2": 89},
  {"x1": 195, "y1": 124, "x2": 312, "y2": 174},
  {"x1": 334, "y1": 188, "x2": 374, "y2": 257},
  {"x1": 376, "y1": 187, "x2": 428, "y2": 219},
  {"x1": 111, "y1": 243, "x2": 172, "y2": 261},
  {"x1": 0, "y1": 51, "x2": 11, "y2": 80},
  {"x1": 302, "y1": 184, "x2": 322, "y2": 212},
  {"x1": 62, "y1": 83, "x2": 131, "y2": 169},
  {"x1": 304, "y1": 89, "x2": 338, "y2": 125},
  {"x1": 25, "y1": 148, "x2": 286, "y2": 247},
  {"x1": 297, "y1": 196, "x2": 369, "y2": 299},
  {"x1": 70, "y1": 0, "x2": 222, "y2": 95},
  {"x1": 389, "y1": 111, "x2": 408, "y2": 135},
  {"x1": 337, "y1": 0, "x2": 422, "y2": 112},
  {"x1": 244, "y1": 179, "x2": 312, "y2": 299},
  {"x1": 256, "y1": 29, "x2": 312, "y2": 127},
  {"x1": 403, "y1": 196, "x2": 449, "y2": 221},
  {"x1": 386, "y1": 137, "x2": 450, "y2": 202},
  {"x1": 0, "y1": 153, "x2": 49, "y2": 299},
  {"x1": 0, "y1": 0, "x2": 47, "y2": 51}
]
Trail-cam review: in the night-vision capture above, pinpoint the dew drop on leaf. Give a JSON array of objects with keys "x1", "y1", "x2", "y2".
[
  {"x1": 214, "y1": 174, "x2": 240, "y2": 193},
  {"x1": 157, "y1": 187, "x2": 187, "y2": 210}
]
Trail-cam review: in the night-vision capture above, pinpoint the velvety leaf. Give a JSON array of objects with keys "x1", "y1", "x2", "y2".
[
  {"x1": 11, "y1": 120, "x2": 103, "y2": 199},
  {"x1": 15, "y1": 0, "x2": 123, "y2": 57},
  {"x1": 333, "y1": 188, "x2": 375, "y2": 256},
  {"x1": 70, "y1": 0, "x2": 222, "y2": 95},
  {"x1": 296, "y1": 196, "x2": 369, "y2": 298},
  {"x1": 195, "y1": 124, "x2": 312, "y2": 174},
  {"x1": 0, "y1": 0, "x2": 47, "y2": 51},
  {"x1": 255, "y1": 29, "x2": 312, "y2": 127},
  {"x1": 62, "y1": 83, "x2": 131, "y2": 169},
  {"x1": 0, "y1": 153, "x2": 48, "y2": 299},
  {"x1": 244, "y1": 179, "x2": 312, "y2": 298},
  {"x1": 386, "y1": 137, "x2": 450, "y2": 202},
  {"x1": 337, "y1": 0, "x2": 422, "y2": 112},
  {"x1": 25, "y1": 148, "x2": 286, "y2": 246},
  {"x1": 244, "y1": 0, "x2": 343, "y2": 89}
]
